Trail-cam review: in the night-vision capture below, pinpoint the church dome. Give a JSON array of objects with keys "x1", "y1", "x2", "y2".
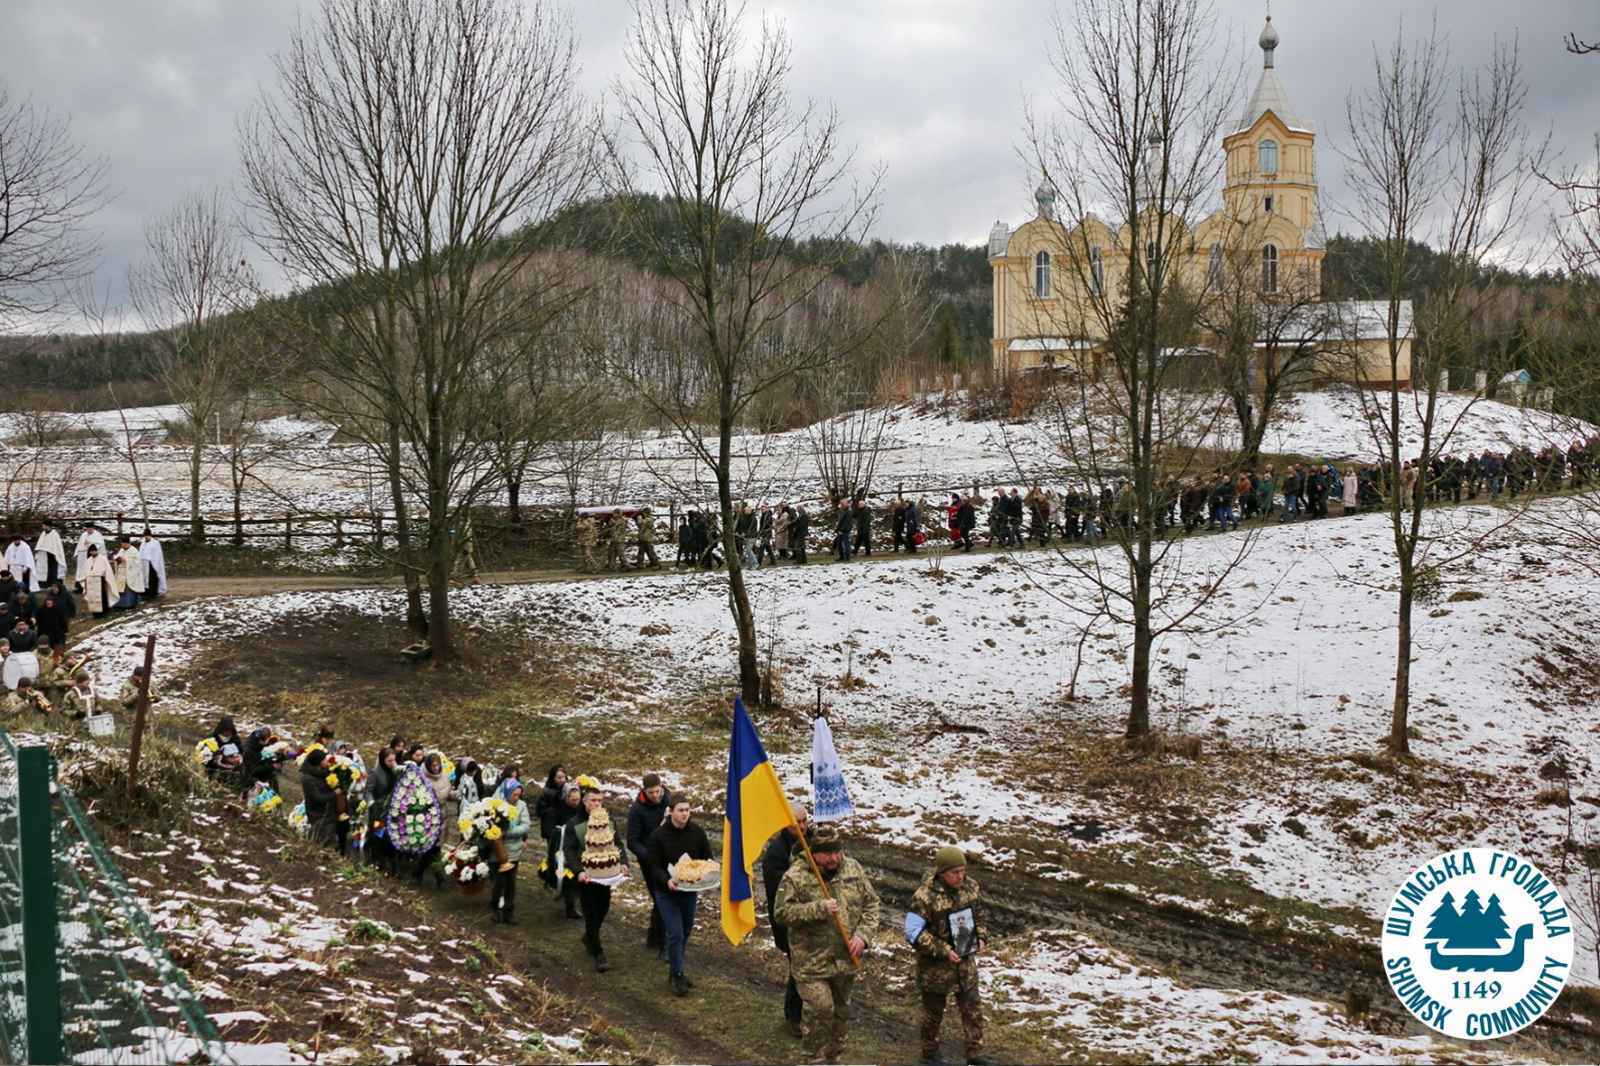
[
  {"x1": 1034, "y1": 179, "x2": 1057, "y2": 219},
  {"x1": 1259, "y1": 15, "x2": 1279, "y2": 54},
  {"x1": 988, "y1": 220, "x2": 1011, "y2": 257}
]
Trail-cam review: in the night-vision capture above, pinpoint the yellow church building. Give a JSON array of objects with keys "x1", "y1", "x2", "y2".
[{"x1": 987, "y1": 15, "x2": 1413, "y2": 387}]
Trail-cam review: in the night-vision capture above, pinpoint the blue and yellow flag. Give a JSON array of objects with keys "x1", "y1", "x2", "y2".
[{"x1": 721, "y1": 696, "x2": 795, "y2": 946}]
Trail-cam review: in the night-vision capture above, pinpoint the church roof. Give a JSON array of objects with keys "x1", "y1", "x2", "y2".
[
  {"x1": 1236, "y1": 16, "x2": 1312, "y2": 134},
  {"x1": 1237, "y1": 69, "x2": 1312, "y2": 133}
]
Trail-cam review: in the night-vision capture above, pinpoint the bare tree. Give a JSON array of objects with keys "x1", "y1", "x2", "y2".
[
  {"x1": 1197, "y1": 214, "x2": 1331, "y2": 462},
  {"x1": 1023, "y1": 0, "x2": 1255, "y2": 741},
  {"x1": 480, "y1": 297, "x2": 594, "y2": 527},
  {"x1": 129, "y1": 190, "x2": 258, "y2": 545},
  {"x1": 601, "y1": 0, "x2": 880, "y2": 707},
  {"x1": 0, "y1": 84, "x2": 110, "y2": 327},
  {"x1": 801, "y1": 254, "x2": 932, "y2": 502},
  {"x1": 241, "y1": 0, "x2": 596, "y2": 661},
  {"x1": 1341, "y1": 30, "x2": 1547, "y2": 755}
]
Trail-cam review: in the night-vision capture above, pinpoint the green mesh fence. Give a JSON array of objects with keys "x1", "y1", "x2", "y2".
[{"x1": 0, "y1": 729, "x2": 231, "y2": 1065}]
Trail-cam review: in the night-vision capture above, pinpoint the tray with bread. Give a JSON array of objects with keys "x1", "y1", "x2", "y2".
[{"x1": 668, "y1": 855, "x2": 722, "y2": 892}]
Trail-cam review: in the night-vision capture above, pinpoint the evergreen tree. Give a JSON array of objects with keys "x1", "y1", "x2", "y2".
[
  {"x1": 1480, "y1": 894, "x2": 1511, "y2": 944},
  {"x1": 1449, "y1": 889, "x2": 1493, "y2": 948},
  {"x1": 1424, "y1": 891, "x2": 1459, "y2": 942}
]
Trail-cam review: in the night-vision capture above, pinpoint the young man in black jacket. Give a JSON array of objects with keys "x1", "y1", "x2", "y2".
[
  {"x1": 627, "y1": 774, "x2": 672, "y2": 957},
  {"x1": 642, "y1": 796, "x2": 713, "y2": 996}
]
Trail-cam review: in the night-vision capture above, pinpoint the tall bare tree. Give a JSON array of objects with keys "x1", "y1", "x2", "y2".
[
  {"x1": 0, "y1": 83, "x2": 109, "y2": 327},
  {"x1": 1197, "y1": 214, "x2": 1331, "y2": 462},
  {"x1": 1024, "y1": 0, "x2": 1253, "y2": 740},
  {"x1": 1341, "y1": 30, "x2": 1547, "y2": 755},
  {"x1": 801, "y1": 254, "x2": 932, "y2": 502},
  {"x1": 241, "y1": 0, "x2": 595, "y2": 661},
  {"x1": 129, "y1": 190, "x2": 258, "y2": 544},
  {"x1": 602, "y1": 0, "x2": 879, "y2": 707}
]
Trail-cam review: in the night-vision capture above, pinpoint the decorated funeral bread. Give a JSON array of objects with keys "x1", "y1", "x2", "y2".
[{"x1": 581, "y1": 808, "x2": 625, "y2": 879}]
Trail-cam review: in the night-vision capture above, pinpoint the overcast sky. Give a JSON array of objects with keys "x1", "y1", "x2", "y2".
[{"x1": 2, "y1": 0, "x2": 1595, "y2": 327}]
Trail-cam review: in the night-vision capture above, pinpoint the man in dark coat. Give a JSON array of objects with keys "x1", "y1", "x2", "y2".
[
  {"x1": 627, "y1": 773, "x2": 672, "y2": 957},
  {"x1": 955, "y1": 496, "x2": 977, "y2": 551},
  {"x1": 831, "y1": 501, "x2": 853, "y2": 562},
  {"x1": 791, "y1": 507, "x2": 810, "y2": 564},
  {"x1": 641, "y1": 796, "x2": 714, "y2": 996},
  {"x1": 852, "y1": 497, "x2": 872, "y2": 557},
  {"x1": 760, "y1": 801, "x2": 812, "y2": 1037}
]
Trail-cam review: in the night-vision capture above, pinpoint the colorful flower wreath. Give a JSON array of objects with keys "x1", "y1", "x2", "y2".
[{"x1": 385, "y1": 764, "x2": 442, "y2": 855}]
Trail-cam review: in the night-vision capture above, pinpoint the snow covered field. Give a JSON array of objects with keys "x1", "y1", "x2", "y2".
[{"x1": 12, "y1": 389, "x2": 1590, "y2": 522}]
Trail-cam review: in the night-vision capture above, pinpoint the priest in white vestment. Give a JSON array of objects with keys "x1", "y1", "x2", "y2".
[
  {"x1": 113, "y1": 539, "x2": 145, "y2": 609},
  {"x1": 35, "y1": 522, "x2": 67, "y2": 586},
  {"x1": 4, "y1": 535, "x2": 37, "y2": 592},
  {"x1": 81, "y1": 545, "x2": 118, "y2": 617},
  {"x1": 74, "y1": 526, "x2": 106, "y2": 590},
  {"x1": 139, "y1": 531, "x2": 168, "y2": 597}
]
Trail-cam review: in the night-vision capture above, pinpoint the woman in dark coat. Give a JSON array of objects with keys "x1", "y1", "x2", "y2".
[
  {"x1": 299, "y1": 748, "x2": 340, "y2": 849},
  {"x1": 533, "y1": 764, "x2": 567, "y2": 888},
  {"x1": 203, "y1": 716, "x2": 244, "y2": 787},
  {"x1": 240, "y1": 727, "x2": 280, "y2": 798},
  {"x1": 33, "y1": 590, "x2": 68, "y2": 648},
  {"x1": 365, "y1": 748, "x2": 400, "y2": 874}
]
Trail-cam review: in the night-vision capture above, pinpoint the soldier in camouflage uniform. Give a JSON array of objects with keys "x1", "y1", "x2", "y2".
[
  {"x1": 61, "y1": 674, "x2": 95, "y2": 719},
  {"x1": 575, "y1": 515, "x2": 599, "y2": 573},
  {"x1": 604, "y1": 509, "x2": 629, "y2": 571},
  {"x1": 772, "y1": 824, "x2": 881, "y2": 1065},
  {"x1": 633, "y1": 508, "x2": 660, "y2": 569},
  {"x1": 908, "y1": 847, "x2": 995, "y2": 1066}
]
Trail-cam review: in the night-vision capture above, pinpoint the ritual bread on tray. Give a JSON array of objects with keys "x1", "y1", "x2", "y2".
[{"x1": 673, "y1": 856, "x2": 720, "y2": 883}]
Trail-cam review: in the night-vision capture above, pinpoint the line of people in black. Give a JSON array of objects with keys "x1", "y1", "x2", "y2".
[{"x1": 661, "y1": 434, "x2": 1599, "y2": 567}]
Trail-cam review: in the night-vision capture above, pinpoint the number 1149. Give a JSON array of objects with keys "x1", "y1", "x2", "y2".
[{"x1": 1451, "y1": 980, "x2": 1502, "y2": 999}]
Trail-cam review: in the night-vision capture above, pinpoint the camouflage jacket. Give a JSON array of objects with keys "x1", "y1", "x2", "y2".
[
  {"x1": 606, "y1": 518, "x2": 629, "y2": 545},
  {"x1": 773, "y1": 856, "x2": 881, "y2": 982},
  {"x1": 62, "y1": 688, "x2": 94, "y2": 719},
  {"x1": 576, "y1": 518, "x2": 597, "y2": 548},
  {"x1": 908, "y1": 871, "x2": 986, "y2": 965},
  {"x1": 637, "y1": 516, "x2": 655, "y2": 545}
]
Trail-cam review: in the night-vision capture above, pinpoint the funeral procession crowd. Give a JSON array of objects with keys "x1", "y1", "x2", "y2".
[
  {"x1": 573, "y1": 437, "x2": 1600, "y2": 571},
  {"x1": 196, "y1": 728, "x2": 996, "y2": 1066},
  {"x1": 0, "y1": 521, "x2": 167, "y2": 718}
]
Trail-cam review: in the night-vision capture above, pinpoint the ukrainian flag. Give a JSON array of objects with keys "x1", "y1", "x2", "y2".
[{"x1": 721, "y1": 696, "x2": 795, "y2": 946}]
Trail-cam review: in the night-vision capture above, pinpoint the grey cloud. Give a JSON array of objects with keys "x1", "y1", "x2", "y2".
[{"x1": 3, "y1": 0, "x2": 1594, "y2": 327}]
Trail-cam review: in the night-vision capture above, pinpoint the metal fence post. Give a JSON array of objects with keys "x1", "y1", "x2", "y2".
[{"x1": 17, "y1": 746, "x2": 62, "y2": 1066}]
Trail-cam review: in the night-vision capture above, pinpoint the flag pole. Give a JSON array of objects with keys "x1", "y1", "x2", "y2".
[{"x1": 782, "y1": 803, "x2": 860, "y2": 972}]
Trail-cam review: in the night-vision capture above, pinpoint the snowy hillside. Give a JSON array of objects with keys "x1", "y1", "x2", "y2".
[{"x1": 77, "y1": 493, "x2": 1600, "y2": 986}]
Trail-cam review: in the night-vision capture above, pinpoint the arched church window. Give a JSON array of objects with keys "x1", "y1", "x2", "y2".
[
  {"x1": 1262, "y1": 243, "x2": 1279, "y2": 294},
  {"x1": 1089, "y1": 246, "x2": 1104, "y2": 296},
  {"x1": 1146, "y1": 240, "x2": 1159, "y2": 276},
  {"x1": 1034, "y1": 251, "x2": 1052, "y2": 298},
  {"x1": 1208, "y1": 242, "x2": 1222, "y2": 287},
  {"x1": 1259, "y1": 139, "x2": 1279, "y2": 174}
]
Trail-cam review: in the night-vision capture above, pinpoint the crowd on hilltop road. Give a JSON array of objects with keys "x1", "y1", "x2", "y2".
[{"x1": 567, "y1": 435, "x2": 1600, "y2": 572}]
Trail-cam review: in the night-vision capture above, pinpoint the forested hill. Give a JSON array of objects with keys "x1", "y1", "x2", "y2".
[
  {"x1": 3, "y1": 199, "x2": 1587, "y2": 410},
  {"x1": 537, "y1": 194, "x2": 995, "y2": 366}
]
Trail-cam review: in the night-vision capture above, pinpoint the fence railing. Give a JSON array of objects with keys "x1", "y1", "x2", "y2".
[{"x1": 0, "y1": 730, "x2": 228, "y2": 1065}]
